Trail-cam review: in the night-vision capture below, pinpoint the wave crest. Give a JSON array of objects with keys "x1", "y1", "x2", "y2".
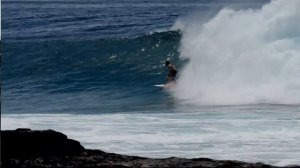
[{"x1": 174, "y1": 0, "x2": 300, "y2": 105}]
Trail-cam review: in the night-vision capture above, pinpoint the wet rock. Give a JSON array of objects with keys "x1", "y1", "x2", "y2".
[
  {"x1": 1, "y1": 128, "x2": 299, "y2": 168},
  {"x1": 1, "y1": 128, "x2": 85, "y2": 160}
]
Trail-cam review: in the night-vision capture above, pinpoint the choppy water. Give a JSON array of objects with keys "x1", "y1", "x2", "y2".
[{"x1": 2, "y1": 0, "x2": 300, "y2": 166}]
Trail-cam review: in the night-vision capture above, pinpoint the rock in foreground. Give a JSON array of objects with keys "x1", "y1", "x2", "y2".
[{"x1": 1, "y1": 128, "x2": 299, "y2": 168}]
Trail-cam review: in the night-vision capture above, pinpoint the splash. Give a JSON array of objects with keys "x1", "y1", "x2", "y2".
[{"x1": 173, "y1": 0, "x2": 300, "y2": 105}]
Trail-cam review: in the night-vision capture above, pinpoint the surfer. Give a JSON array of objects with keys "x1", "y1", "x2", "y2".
[{"x1": 165, "y1": 60, "x2": 177, "y2": 84}]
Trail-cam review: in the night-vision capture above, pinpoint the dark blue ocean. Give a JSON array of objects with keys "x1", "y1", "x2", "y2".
[
  {"x1": 2, "y1": 0, "x2": 268, "y2": 114},
  {"x1": 2, "y1": 0, "x2": 300, "y2": 166}
]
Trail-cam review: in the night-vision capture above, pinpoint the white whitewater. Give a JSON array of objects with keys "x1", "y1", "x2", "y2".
[
  {"x1": 2, "y1": 105, "x2": 300, "y2": 166},
  {"x1": 173, "y1": 0, "x2": 300, "y2": 105}
]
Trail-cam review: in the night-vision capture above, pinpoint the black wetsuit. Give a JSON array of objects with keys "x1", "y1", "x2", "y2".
[{"x1": 168, "y1": 65, "x2": 177, "y2": 78}]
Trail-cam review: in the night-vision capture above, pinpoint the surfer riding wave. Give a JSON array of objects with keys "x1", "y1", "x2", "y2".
[{"x1": 165, "y1": 60, "x2": 177, "y2": 84}]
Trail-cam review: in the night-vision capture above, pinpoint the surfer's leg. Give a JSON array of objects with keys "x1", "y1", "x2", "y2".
[
  {"x1": 166, "y1": 73, "x2": 173, "y2": 83},
  {"x1": 171, "y1": 71, "x2": 177, "y2": 82}
]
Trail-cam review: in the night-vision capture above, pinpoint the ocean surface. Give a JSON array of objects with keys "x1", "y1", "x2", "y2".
[{"x1": 2, "y1": 0, "x2": 300, "y2": 166}]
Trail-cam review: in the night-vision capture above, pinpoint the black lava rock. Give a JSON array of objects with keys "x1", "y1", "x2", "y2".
[
  {"x1": 1, "y1": 128, "x2": 299, "y2": 168},
  {"x1": 1, "y1": 128, "x2": 85, "y2": 160}
]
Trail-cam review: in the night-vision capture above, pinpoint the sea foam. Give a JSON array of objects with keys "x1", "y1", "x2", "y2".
[
  {"x1": 173, "y1": 0, "x2": 300, "y2": 105},
  {"x1": 2, "y1": 106, "x2": 300, "y2": 166}
]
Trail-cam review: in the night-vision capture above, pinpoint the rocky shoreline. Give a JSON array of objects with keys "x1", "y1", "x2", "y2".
[{"x1": 1, "y1": 128, "x2": 299, "y2": 168}]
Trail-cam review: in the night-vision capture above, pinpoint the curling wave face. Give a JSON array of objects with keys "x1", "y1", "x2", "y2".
[{"x1": 2, "y1": 31, "x2": 181, "y2": 114}]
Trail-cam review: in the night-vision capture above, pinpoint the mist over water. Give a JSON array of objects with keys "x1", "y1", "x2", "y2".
[{"x1": 173, "y1": 0, "x2": 300, "y2": 105}]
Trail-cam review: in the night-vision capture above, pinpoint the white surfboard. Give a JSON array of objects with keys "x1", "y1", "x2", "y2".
[
  {"x1": 154, "y1": 84, "x2": 165, "y2": 88},
  {"x1": 154, "y1": 82, "x2": 175, "y2": 89}
]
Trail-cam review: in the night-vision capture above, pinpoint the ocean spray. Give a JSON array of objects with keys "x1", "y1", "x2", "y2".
[{"x1": 173, "y1": 0, "x2": 300, "y2": 105}]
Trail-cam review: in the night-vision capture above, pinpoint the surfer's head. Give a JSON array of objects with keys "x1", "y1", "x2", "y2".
[{"x1": 165, "y1": 61, "x2": 170, "y2": 66}]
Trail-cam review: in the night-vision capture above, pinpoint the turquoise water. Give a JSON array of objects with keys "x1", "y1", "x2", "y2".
[{"x1": 2, "y1": 31, "x2": 181, "y2": 114}]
